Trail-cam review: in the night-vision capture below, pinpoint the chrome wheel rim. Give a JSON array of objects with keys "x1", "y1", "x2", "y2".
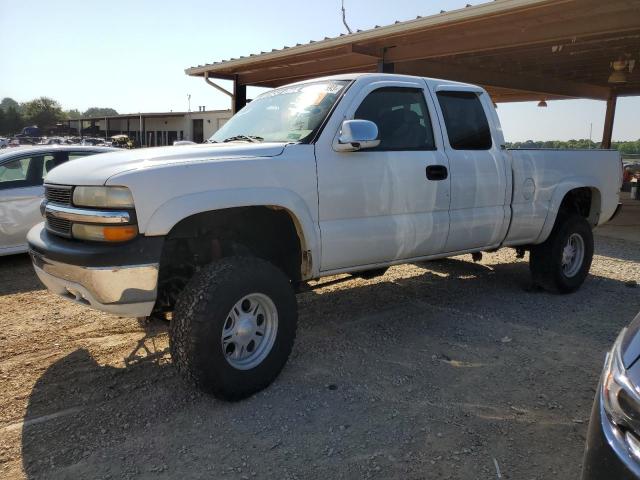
[
  {"x1": 561, "y1": 233, "x2": 585, "y2": 278},
  {"x1": 221, "y1": 293, "x2": 278, "y2": 370}
]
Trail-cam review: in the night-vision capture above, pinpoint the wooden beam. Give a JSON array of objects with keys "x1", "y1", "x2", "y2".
[
  {"x1": 351, "y1": 44, "x2": 383, "y2": 58},
  {"x1": 384, "y1": 7, "x2": 640, "y2": 64},
  {"x1": 255, "y1": 64, "x2": 380, "y2": 89},
  {"x1": 602, "y1": 91, "x2": 617, "y2": 149},
  {"x1": 397, "y1": 59, "x2": 610, "y2": 100},
  {"x1": 224, "y1": 45, "x2": 362, "y2": 78},
  {"x1": 238, "y1": 54, "x2": 377, "y2": 86}
]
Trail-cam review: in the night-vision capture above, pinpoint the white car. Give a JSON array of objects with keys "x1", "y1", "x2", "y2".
[
  {"x1": 29, "y1": 73, "x2": 622, "y2": 399},
  {"x1": 0, "y1": 145, "x2": 116, "y2": 255}
]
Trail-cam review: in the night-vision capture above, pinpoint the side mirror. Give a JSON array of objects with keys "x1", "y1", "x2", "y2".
[{"x1": 335, "y1": 119, "x2": 380, "y2": 152}]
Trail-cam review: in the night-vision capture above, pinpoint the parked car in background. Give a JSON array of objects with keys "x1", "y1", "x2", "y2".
[
  {"x1": 0, "y1": 145, "x2": 116, "y2": 256},
  {"x1": 39, "y1": 137, "x2": 69, "y2": 145},
  {"x1": 0, "y1": 138, "x2": 8, "y2": 149},
  {"x1": 583, "y1": 311, "x2": 640, "y2": 479}
]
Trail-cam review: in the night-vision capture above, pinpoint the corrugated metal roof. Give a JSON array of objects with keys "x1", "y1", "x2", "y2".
[{"x1": 185, "y1": 0, "x2": 554, "y2": 76}]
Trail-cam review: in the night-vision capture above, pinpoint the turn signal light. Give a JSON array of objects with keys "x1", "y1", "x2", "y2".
[{"x1": 104, "y1": 226, "x2": 138, "y2": 242}]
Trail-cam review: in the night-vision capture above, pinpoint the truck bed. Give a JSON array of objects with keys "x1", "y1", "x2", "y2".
[{"x1": 504, "y1": 148, "x2": 621, "y2": 246}]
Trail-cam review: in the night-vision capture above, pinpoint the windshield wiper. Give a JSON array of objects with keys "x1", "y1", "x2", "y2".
[{"x1": 222, "y1": 135, "x2": 264, "y2": 143}]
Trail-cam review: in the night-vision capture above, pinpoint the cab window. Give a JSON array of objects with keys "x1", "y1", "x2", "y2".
[
  {"x1": 354, "y1": 87, "x2": 435, "y2": 151},
  {"x1": 436, "y1": 91, "x2": 492, "y2": 150}
]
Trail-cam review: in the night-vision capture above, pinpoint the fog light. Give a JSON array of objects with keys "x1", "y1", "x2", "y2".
[{"x1": 72, "y1": 224, "x2": 138, "y2": 242}]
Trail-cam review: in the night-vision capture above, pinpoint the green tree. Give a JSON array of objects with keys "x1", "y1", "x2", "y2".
[
  {"x1": 0, "y1": 97, "x2": 20, "y2": 113},
  {"x1": 83, "y1": 107, "x2": 118, "y2": 117},
  {"x1": 64, "y1": 109, "x2": 83, "y2": 120},
  {"x1": 4, "y1": 105, "x2": 23, "y2": 134},
  {"x1": 22, "y1": 97, "x2": 64, "y2": 129},
  {"x1": 506, "y1": 139, "x2": 640, "y2": 154}
]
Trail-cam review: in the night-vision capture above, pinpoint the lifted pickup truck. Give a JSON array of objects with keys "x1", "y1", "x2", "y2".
[{"x1": 28, "y1": 73, "x2": 622, "y2": 400}]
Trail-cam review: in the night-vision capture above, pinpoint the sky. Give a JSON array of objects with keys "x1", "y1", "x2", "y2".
[{"x1": 1, "y1": 0, "x2": 638, "y2": 142}]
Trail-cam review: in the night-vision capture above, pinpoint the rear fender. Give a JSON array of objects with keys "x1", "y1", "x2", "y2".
[{"x1": 535, "y1": 177, "x2": 601, "y2": 244}]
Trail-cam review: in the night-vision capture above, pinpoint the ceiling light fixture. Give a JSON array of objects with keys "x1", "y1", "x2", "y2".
[
  {"x1": 608, "y1": 56, "x2": 635, "y2": 84},
  {"x1": 537, "y1": 100, "x2": 548, "y2": 108}
]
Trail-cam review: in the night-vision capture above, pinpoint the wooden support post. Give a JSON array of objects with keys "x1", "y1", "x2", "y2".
[
  {"x1": 377, "y1": 60, "x2": 395, "y2": 73},
  {"x1": 233, "y1": 77, "x2": 247, "y2": 114},
  {"x1": 602, "y1": 91, "x2": 617, "y2": 149}
]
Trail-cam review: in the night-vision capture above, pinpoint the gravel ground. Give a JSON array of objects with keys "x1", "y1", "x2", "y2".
[{"x1": 0, "y1": 233, "x2": 638, "y2": 480}]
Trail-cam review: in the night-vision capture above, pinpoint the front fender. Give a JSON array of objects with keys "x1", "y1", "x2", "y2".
[
  {"x1": 535, "y1": 177, "x2": 602, "y2": 244},
  {"x1": 142, "y1": 187, "x2": 321, "y2": 275}
]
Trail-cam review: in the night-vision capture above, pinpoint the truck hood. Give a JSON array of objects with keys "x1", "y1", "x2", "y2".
[{"x1": 45, "y1": 143, "x2": 287, "y2": 186}]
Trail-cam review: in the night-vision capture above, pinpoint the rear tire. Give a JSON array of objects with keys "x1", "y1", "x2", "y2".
[
  {"x1": 529, "y1": 214, "x2": 594, "y2": 293},
  {"x1": 170, "y1": 257, "x2": 297, "y2": 400}
]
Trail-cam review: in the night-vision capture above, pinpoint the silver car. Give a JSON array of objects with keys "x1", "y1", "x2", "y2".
[{"x1": 0, "y1": 145, "x2": 116, "y2": 255}]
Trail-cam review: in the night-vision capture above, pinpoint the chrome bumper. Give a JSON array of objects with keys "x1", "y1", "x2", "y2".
[
  {"x1": 597, "y1": 350, "x2": 640, "y2": 478},
  {"x1": 31, "y1": 251, "x2": 158, "y2": 317}
]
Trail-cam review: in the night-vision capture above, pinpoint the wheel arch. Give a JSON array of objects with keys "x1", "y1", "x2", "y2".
[
  {"x1": 535, "y1": 179, "x2": 602, "y2": 244},
  {"x1": 143, "y1": 187, "x2": 319, "y2": 274}
]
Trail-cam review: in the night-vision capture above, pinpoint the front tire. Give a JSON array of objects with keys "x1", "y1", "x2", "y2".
[
  {"x1": 529, "y1": 214, "x2": 594, "y2": 293},
  {"x1": 170, "y1": 257, "x2": 297, "y2": 400}
]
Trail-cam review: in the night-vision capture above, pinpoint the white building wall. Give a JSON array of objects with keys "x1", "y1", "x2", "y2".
[{"x1": 72, "y1": 110, "x2": 232, "y2": 146}]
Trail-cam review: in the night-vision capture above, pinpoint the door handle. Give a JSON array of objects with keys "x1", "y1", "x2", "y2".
[{"x1": 426, "y1": 165, "x2": 448, "y2": 181}]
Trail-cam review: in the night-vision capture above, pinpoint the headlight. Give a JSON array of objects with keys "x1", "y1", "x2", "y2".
[
  {"x1": 72, "y1": 224, "x2": 138, "y2": 242},
  {"x1": 602, "y1": 329, "x2": 640, "y2": 428},
  {"x1": 73, "y1": 186, "x2": 134, "y2": 208}
]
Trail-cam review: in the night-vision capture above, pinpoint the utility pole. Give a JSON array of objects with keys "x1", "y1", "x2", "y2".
[
  {"x1": 187, "y1": 94, "x2": 192, "y2": 141},
  {"x1": 341, "y1": 0, "x2": 353, "y2": 34}
]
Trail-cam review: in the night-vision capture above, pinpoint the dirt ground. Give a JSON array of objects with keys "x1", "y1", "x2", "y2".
[{"x1": 0, "y1": 232, "x2": 639, "y2": 479}]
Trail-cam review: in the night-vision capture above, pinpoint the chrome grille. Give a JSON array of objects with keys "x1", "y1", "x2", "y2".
[
  {"x1": 45, "y1": 214, "x2": 72, "y2": 237},
  {"x1": 45, "y1": 185, "x2": 73, "y2": 206}
]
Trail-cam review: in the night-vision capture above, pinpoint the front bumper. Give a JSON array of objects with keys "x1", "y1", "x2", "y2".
[
  {"x1": 28, "y1": 223, "x2": 163, "y2": 317},
  {"x1": 583, "y1": 385, "x2": 640, "y2": 480}
]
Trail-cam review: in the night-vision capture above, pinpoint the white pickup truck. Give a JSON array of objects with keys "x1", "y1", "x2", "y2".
[{"x1": 28, "y1": 73, "x2": 622, "y2": 400}]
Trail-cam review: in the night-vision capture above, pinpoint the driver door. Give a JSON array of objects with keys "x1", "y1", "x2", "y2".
[{"x1": 315, "y1": 78, "x2": 451, "y2": 272}]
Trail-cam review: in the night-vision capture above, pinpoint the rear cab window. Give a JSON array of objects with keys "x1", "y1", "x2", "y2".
[{"x1": 436, "y1": 91, "x2": 492, "y2": 150}]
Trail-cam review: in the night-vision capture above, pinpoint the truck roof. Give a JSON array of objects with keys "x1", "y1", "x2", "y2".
[{"x1": 287, "y1": 72, "x2": 483, "y2": 92}]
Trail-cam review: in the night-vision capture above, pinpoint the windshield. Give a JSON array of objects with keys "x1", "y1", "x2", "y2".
[{"x1": 209, "y1": 80, "x2": 349, "y2": 144}]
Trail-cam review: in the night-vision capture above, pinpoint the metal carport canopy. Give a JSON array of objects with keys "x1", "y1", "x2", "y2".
[{"x1": 186, "y1": 0, "x2": 640, "y2": 144}]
